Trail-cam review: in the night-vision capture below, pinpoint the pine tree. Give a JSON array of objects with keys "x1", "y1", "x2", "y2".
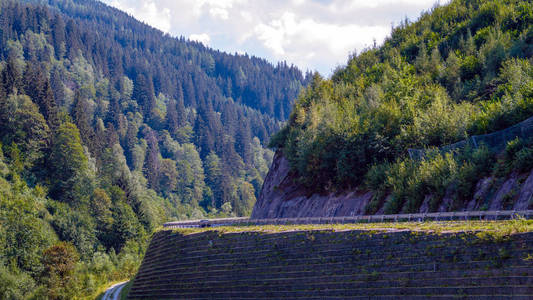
[
  {"x1": 106, "y1": 95, "x2": 122, "y2": 128},
  {"x1": 203, "y1": 151, "x2": 222, "y2": 209},
  {"x1": 194, "y1": 107, "x2": 215, "y2": 159},
  {"x1": 166, "y1": 98, "x2": 179, "y2": 138},
  {"x1": 51, "y1": 15, "x2": 66, "y2": 59},
  {"x1": 23, "y1": 61, "x2": 59, "y2": 130},
  {"x1": 50, "y1": 67, "x2": 66, "y2": 108},
  {"x1": 183, "y1": 75, "x2": 196, "y2": 108},
  {"x1": 72, "y1": 90, "x2": 95, "y2": 151},
  {"x1": 1, "y1": 54, "x2": 22, "y2": 95},
  {"x1": 144, "y1": 129, "x2": 160, "y2": 191},
  {"x1": 175, "y1": 86, "x2": 186, "y2": 127},
  {"x1": 48, "y1": 122, "x2": 89, "y2": 202},
  {"x1": 124, "y1": 122, "x2": 138, "y2": 168},
  {"x1": 235, "y1": 116, "x2": 252, "y2": 164},
  {"x1": 133, "y1": 73, "x2": 156, "y2": 120}
]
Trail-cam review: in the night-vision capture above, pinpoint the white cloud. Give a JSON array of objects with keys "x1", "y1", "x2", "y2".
[
  {"x1": 240, "y1": 11, "x2": 253, "y2": 23},
  {"x1": 197, "y1": 0, "x2": 248, "y2": 20},
  {"x1": 107, "y1": 0, "x2": 171, "y2": 33},
  {"x1": 189, "y1": 33, "x2": 211, "y2": 45},
  {"x1": 102, "y1": 0, "x2": 446, "y2": 75},
  {"x1": 330, "y1": 0, "x2": 442, "y2": 10},
  {"x1": 255, "y1": 12, "x2": 389, "y2": 66}
]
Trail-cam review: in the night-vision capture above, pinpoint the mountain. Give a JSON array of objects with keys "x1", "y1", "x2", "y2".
[
  {"x1": 0, "y1": 0, "x2": 308, "y2": 297},
  {"x1": 254, "y1": 0, "x2": 533, "y2": 218}
]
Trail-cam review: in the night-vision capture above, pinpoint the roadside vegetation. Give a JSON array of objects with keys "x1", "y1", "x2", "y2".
[
  {"x1": 366, "y1": 138, "x2": 533, "y2": 214},
  {"x1": 170, "y1": 217, "x2": 533, "y2": 238},
  {"x1": 271, "y1": 0, "x2": 533, "y2": 213}
]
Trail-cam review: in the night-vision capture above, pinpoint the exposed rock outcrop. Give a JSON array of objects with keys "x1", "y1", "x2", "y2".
[
  {"x1": 251, "y1": 151, "x2": 533, "y2": 219},
  {"x1": 490, "y1": 174, "x2": 519, "y2": 210},
  {"x1": 251, "y1": 151, "x2": 372, "y2": 218},
  {"x1": 515, "y1": 169, "x2": 533, "y2": 210}
]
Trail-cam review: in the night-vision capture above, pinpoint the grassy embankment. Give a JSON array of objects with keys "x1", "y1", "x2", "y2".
[{"x1": 168, "y1": 218, "x2": 533, "y2": 239}]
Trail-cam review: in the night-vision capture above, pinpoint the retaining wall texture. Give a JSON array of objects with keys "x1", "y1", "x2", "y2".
[{"x1": 129, "y1": 229, "x2": 533, "y2": 299}]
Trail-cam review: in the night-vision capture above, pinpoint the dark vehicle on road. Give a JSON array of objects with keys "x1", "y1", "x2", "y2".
[{"x1": 199, "y1": 220, "x2": 211, "y2": 228}]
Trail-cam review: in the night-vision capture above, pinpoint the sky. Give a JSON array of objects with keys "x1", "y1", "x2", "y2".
[{"x1": 101, "y1": 0, "x2": 448, "y2": 76}]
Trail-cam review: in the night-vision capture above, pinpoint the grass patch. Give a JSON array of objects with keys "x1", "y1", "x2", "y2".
[
  {"x1": 165, "y1": 218, "x2": 533, "y2": 239},
  {"x1": 120, "y1": 281, "x2": 133, "y2": 300}
]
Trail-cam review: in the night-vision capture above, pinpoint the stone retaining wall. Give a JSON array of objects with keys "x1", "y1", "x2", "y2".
[{"x1": 128, "y1": 229, "x2": 533, "y2": 299}]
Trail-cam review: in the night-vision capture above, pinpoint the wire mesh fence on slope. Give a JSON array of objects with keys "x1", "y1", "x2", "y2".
[{"x1": 408, "y1": 115, "x2": 533, "y2": 160}]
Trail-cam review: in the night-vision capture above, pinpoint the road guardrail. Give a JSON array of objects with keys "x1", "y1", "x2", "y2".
[{"x1": 163, "y1": 210, "x2": 533, "y2": 228}]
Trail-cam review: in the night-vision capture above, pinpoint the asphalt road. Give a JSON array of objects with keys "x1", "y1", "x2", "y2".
[{"x1": 102, "y1": 281, "x2": 128, "y2": 300}]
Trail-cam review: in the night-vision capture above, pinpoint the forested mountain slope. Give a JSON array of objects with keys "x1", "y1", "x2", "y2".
[
  {"x1": 0, "y1": 0, "x2": 308, "y2": 297},
  {"x1": 255, "y1": 0, "x2": 533, "y2": 218}
]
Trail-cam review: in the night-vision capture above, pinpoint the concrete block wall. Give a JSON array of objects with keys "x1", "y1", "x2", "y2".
[{"x1": 128, "y1": 229, "x2": 533, "y2": 299}]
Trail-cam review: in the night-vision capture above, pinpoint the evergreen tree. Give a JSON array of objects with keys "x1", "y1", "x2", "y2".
[
  {"x1": 50, "y1": 67, "x2": 66, "y2": 108},
  {"x1": 203, "y1": 151, "x2": 222, "y2": 209},
  {"x1": 1, "y1": 54, "x2": 22, "y2": 95},
  {"x1": 235, "y1": 116, "x2": 252, "y2": 164},
  {"x1": 194, "y1": 109, "x2": 215, "y2": 158},
  {"x1": 175, "y1": 88, "x2": 187, "y2": 127},
  {"x1": 23, "y1": 61, "x2": 59, "y2": 130},
  {"x1": 144, "y1": 128, "x2": 160, "y2": 191},
  {"x1": 166, "y1": 98, "x2": 179, "y2": 138},
  {"x1": 132, "y1": 73, "x2": 156, "y2": 119},
  {"x1": 48, "y1": 122, "x2": 89, "y2": 203},
  {"x1": 50, "y1": 15, "x2": 66, "y2": 59},
  {"x1": 71, "y1": 90, "x2": 95, "y2": 150}
]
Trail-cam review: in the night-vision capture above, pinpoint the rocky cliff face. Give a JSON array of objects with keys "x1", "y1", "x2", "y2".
[
  {"x1": 251, "y1": 151, "x2": 533, "y2": 218},
  {"x1": 251, "y1": 151, "x2": 373, "y2": 218}
]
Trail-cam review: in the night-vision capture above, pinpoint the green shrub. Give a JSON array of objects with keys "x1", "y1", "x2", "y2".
[
  {"x1": 455, "y1": 145, "x2": 495, "y2": 201},
  {"x1": 383, "y1": 195, "x2": 403, "y2": 215},
  {"x1": 471, "y1": 145, "x2": 494, "y2": 176},
  {"x1": 461, "y1": 56, "x2": 483, "y2": 81},
  {"x1": 455, "y1": 162, "x2": 477, "y2": 200},
  {"x1": 382, "y1": 160, "x2": 417, "y2": 214},
  {"x1": 365, "y1": 163, "x2": 390, "y2": 191},
  {"x1": 505, "y1": 138, "x2": 524, "y2": 161},
  {"x1": 0, "y1": 265, "x2": 37, "y2": 300},
  {"x1": 513, "y1": 146, "x2": 533, "y2": 172}
]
